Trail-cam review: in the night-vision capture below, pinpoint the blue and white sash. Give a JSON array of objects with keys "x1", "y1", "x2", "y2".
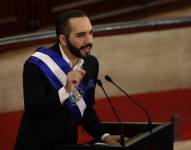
[{"x1": 27, "y1": 47, "x2": 95, "y2": 121}]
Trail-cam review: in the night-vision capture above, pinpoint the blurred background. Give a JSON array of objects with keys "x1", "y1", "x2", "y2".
[{"x1": 0, "y1": 0, "x2": 191, "y2": 150}]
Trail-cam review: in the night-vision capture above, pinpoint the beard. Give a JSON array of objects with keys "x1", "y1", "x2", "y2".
[{"x1": 66, "y1": 38, "x2": 92, "y2": 59}]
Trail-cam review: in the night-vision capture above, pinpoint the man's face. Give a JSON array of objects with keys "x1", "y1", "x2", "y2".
[{"x1": 66, "y1": 16, "x2": 93, "y2": 58}]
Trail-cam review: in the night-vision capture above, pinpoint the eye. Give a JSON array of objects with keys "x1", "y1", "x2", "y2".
[{"x1": 76, "y1": 32, "x2": 86, "y2": 37}]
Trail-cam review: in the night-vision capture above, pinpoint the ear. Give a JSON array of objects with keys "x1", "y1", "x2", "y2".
[{"x1": 59, "y1": 35, "x2": 67, "y2": 46}]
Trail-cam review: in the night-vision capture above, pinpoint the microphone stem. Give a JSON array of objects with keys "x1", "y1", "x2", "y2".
[
  {"x1": 111, "y1": 81, "x2": 152, "y2": 132},
  {"x1": 100, "y1": 86, "x2": 125, "y2": 146}
]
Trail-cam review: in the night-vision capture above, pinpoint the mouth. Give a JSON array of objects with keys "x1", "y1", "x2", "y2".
[{"x1": 81, "y1": 44, "x2": 92, "y2": 55}]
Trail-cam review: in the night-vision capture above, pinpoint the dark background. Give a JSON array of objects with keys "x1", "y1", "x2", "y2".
[{"x1": 0, "y1": 0, "x2": 191, "y2": 38}]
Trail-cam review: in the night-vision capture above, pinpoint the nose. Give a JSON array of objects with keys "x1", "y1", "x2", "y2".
[{"x1": 85, "y1": 34, "x2": 93, "y2": 43}]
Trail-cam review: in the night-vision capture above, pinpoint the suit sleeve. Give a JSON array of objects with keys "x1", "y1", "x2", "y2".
[
  {"x1": 23, "y1": 62, "x2": 62, "y2": 119},
  {"x1": 81, "y1": 56, "x2": 106, "y2": 140}
]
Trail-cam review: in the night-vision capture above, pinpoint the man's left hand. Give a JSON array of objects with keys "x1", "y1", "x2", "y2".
[{"x1": 103, "y1": 135, "x2": 129, "y2": 145}]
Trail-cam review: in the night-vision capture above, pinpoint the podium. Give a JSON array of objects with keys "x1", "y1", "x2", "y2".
[{"x1": 55, "y1": 122, "x2": 174, "y2": 150}]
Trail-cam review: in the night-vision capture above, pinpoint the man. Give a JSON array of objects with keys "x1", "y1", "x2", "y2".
[{"x1": 14, "y1": 10, "x2": 122, "y2": 150}]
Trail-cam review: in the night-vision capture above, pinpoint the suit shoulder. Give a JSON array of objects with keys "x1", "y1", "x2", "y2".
[{"x1": 23, "y1": 61, "x2": 44, "y2": 77}]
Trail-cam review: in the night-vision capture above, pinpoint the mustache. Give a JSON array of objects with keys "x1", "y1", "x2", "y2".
[{"x1": 80, "y1": 43, "x2": 92, "y2": 49}]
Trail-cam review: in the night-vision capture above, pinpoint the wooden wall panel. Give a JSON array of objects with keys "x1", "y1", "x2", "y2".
[
  {"x1": 0, "y1": 0, "x2": 28, "y2": 38},
  {"x1": 0, "y1": 0, "x2": 191, "y2": 38}
]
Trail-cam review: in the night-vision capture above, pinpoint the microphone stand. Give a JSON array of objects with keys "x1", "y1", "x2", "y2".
[
  {"x1": 105, "y1": 75, "x2": 153, "y2": 132},
  {"x1": 96, "y1": 79, "x2": 125, "y2": 146}
]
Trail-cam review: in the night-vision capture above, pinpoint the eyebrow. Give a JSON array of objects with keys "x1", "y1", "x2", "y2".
[{"x1": 76, "y1": 29, "x2": 93, "y2": 37}]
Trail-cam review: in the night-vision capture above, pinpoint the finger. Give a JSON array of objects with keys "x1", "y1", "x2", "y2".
[
  {"x1": 68, "y1": 71, "x2": 81, "y2": 80},
  {"x1": 111, "y1": 135, "x2": 121, "y2": 141},
  {"x1": 103, "y1": 136, "x2": 119, "y2": 145},
  {"x1": 110, "y1": 135, "x2": 129, "y2": 142},
  {"x1": 75, "y1": 69, "x2": 86, "y2": 77},
  {"x1": 67, "y1": 71, "x2": 84, "y2": 86},
  {"x1": 113, "y1": 135, "x2": 129, "y2": 142},
  {"x1": 124, "y1": 137, "x2": 129, "y2": 141}
]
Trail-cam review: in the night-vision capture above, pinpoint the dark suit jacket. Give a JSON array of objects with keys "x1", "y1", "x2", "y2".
[{"x1": 14, "y1": 43, "x2": 106, "y2": 150}]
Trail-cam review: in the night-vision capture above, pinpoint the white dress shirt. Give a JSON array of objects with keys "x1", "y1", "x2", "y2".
[{"x1": 58, "y1": 44, "x2": 84, "y2": 104}]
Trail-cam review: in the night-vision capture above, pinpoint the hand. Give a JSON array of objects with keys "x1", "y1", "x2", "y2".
[
  {"x1": 103, "y1": 135, "x2": 129, "y2": 145},
  {"x1": 65, "y1": 69, "x2": 86, "y2": 93}
]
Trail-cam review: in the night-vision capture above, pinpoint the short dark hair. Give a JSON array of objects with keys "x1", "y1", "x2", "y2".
[{"x1": 55, "y1": 10, "x2": 87, "y2": 37}]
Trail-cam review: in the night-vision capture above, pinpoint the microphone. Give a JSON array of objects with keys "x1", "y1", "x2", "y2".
[
  {"x1": 105, "y1": 75, "x2": 152, "y2": 132},
  {"x1": 96, "y1": 79, "x2": 125, "y2": 146}
]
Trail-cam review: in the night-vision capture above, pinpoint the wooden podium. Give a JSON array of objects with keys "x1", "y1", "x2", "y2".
[{"x1": 55, "y1": 122, "x2": 174, "y2": 150}]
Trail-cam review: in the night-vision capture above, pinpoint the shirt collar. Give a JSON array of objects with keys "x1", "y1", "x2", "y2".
[{"x1": 59, "y1": 43, "x2": 84, "y2": 70}]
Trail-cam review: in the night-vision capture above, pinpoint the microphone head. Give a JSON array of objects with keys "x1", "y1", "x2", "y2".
[
  {"x1": 96, "y1": 79, "x2": 102, "y2": 87},
  {"x1": 105, "y1": 75, "x2": 112, "y2": 82}
]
